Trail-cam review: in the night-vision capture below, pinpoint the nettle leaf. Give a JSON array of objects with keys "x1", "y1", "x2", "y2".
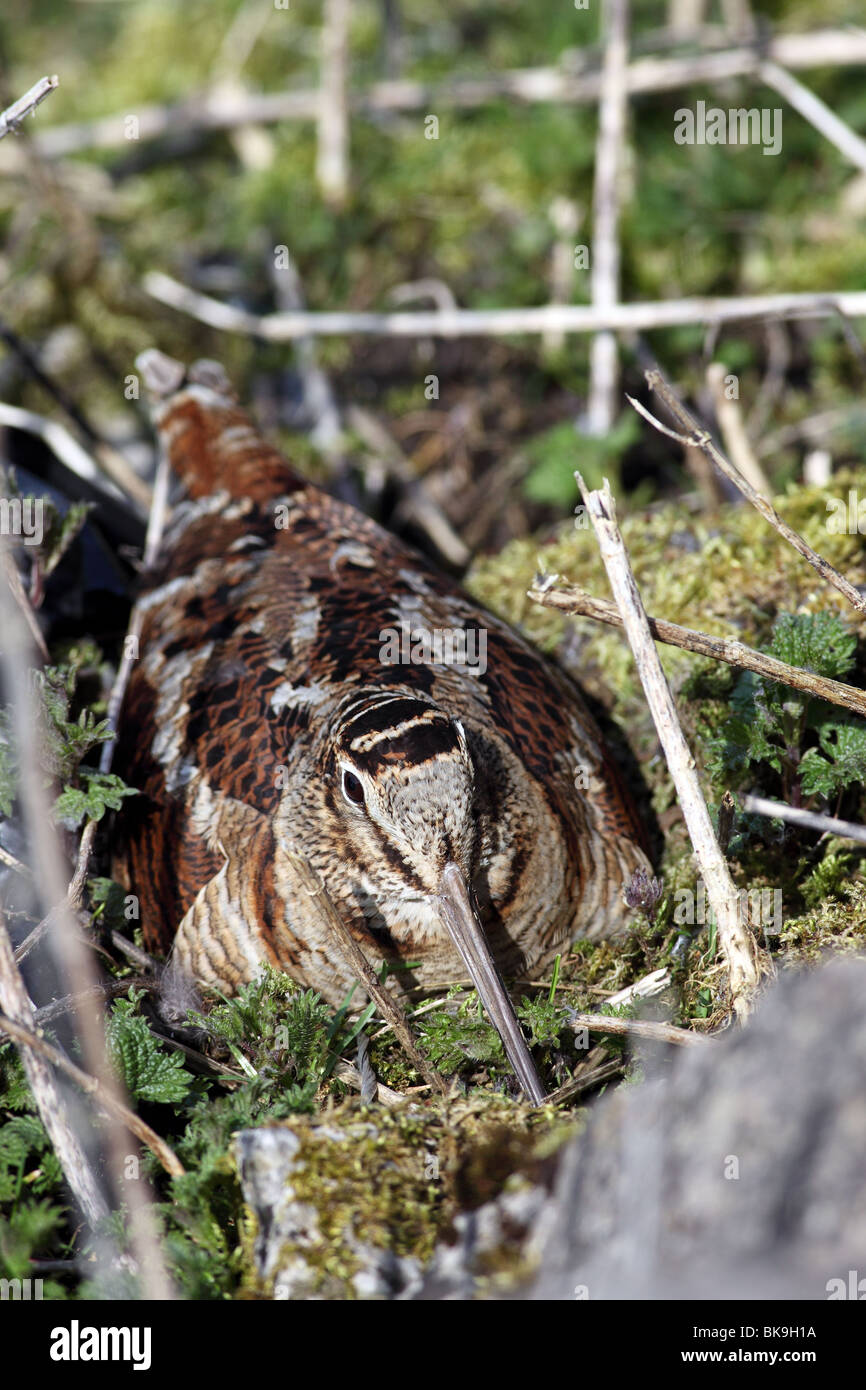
[
  {"x1": 90, "y1": 876, "x2": 135, "y2": 931},
  {"x1": 194, "y1": 970, "x2": 336, "y2": 1087},
  {"x1": 417, "y1": 999, "x2": 504, "y2": 1071},
  {"x1": 107, "y1": 992, "x2": 194, "y2": 1105},
  {"x1": 800, "y1": 719, "x2": 866, "y2": 798},
  {"x1": 32, "y1": 667, "x2": 114, "y2": 784},
  {"x1": 702, "y1": 614, "x2": 862, "y2": 791},
  {"x1": 768, "y1": 611, "x2": 856, "y2": 683},
  {"x1": 705, "y1": 672, "x2": 783, "y2": 778},
  {"x1": 54, "y1": 772, "x2": 137, "y2": 830}
]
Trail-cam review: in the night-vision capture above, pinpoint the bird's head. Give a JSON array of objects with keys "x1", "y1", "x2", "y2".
[{"x1": 314, "y1": 687, "x2": 544, "y2": 1103}]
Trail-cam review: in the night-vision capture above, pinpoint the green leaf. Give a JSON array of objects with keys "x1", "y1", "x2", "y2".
[
  {"x1": 54, "y1": 772, "x2": 138, "y2": 830},
  {"x1": 106, "y1": 992, "x2": 194, "y2": 1105},
  {"x1": 522, "y1": 410, "x2": 639, "y2": 507},
  {"x1": 768, "y1": 611, "x2": 856, "y2": 682},
  {"x1": 800, "y1": 718, "x2": 866, "y2": 798},
  {"x1": 0, "y1": 1114, "x2": 62, "y2": 1203}
]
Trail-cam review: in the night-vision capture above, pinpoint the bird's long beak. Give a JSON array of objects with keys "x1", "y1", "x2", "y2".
[{"x1": 434, "y1": 862, "x2": 546, "y2": 1106}]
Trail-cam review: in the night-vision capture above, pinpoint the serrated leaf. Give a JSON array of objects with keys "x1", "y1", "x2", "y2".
[
  {"x1": 800, "y1": 718, "x2": 866, "y2": 798},
  {"x1": 768, "y1": 611, "x2": 856, "y2": 682},
  {"x1": 54, "y1": 772, "x2": 137, "y2": 830},
  {"x1": 107, "y1": 996, "x2": 193, "y2": 1104}
]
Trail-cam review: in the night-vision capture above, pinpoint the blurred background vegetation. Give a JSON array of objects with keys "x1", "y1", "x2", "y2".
[{"x1": 2, "y1": 0, "x2": 866, "y2": 541}]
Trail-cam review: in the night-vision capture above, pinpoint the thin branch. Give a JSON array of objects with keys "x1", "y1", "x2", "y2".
[
  {"x1": 0, "y1": 326, "x2": 152, "y2": 513},
  {"x1": 741, "y1": 793, "x2": 866, "y2": 846},
  {"x1": 587, "y1": 0, "x2": 629, "y2": 436},
  {"x1": 285, "y1": 845, "x2": 448, "y2": 1096},
  {"x1": 14, "y1": 824, "x2": 96, "y2": 965},
  {"x1": 639, "y1": 368, "x2": 866, "y2": 616},
  {"x1": 0, "y1": 908, "x2": 109, "y2": 1228},
  {"x1": 576, "y1": 476, "x2": 767, "y2": 1021},
  {"x1": 144, "y1": 271, "x2": 866, "y2": 341},
  {"x1": 528, "y1": 579, "x2": 866, "y2": 720},
  {"x1": 19, "y1": 30, "x2": 866, "y2": 158},
  {"x1": 607, "y1": 967, "x2": 672, "y2": 1007},
  {"x1": 706, "y1": 361, "x2": 772, "y2": 497},
  {"x1": 317, "y1": 0, "x2": 351, "y2": 209},
  {"x1": 346, "y1": 405, "x2": 470, "y2": 568},
  {"x1": 0, "y1": 1008, "x2": 184, "y2": 1177},
  {"x1": 760, "y1": 60, "x2": 866, "y2": 175},
  {"x1": 0, "y1": 400, "x2": 124, "y2": 497},
  {"x1": 16, "y1": 449, "x2": 174, "y2": 971},
  {"x1": 0, "y1": 485, "x2": 175, "y2": 1296},
  {"x1": 98, "y1": 441, "x2": 171, "y2": 779},
  {"x1": 0, "y1": 843, "x2": 31, "y2": 876},
  {"x1": 544, "y1": 1055, "x2": 624, "y2": 1108},
  {"x1": 34, "y1": 977, "x2": 154, "y2": 1027},
  {"x1": 757, "y1": 404, "x2": 866, "y2": 458},
  {"x1": 1, "y1": 547, "x2": 49, "y2": 662},
  {"x1": 544, "y1": 197, "x2": 581, "y2": 354},
  {"x1": 0, "y1": 76, "x2": 58, "y2": 141},
  {"x1": 568, "y1": 1011, "x2": 708, "y2": 1047},
  {"x1": 110, "y1": 930, "x2": 160, "y2": 973}
]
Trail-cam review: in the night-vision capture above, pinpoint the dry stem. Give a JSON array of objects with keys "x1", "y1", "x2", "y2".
[
  {"x1": 145, "y1": 270, "x2": 866, "y2": 342},
  {"x1": 741, "y1": 794, "x2": 866, "y2": 845},
  {"x1": 576, "y1": 475, "x2": 767, "y2": 1021},
  {"x1": 635, "y1": 369, "x2": 866, "y2": 616},
  {"x1": 529, "y1": 579, "x2": 866, "y2": 719},
  {"x1": 0, "y1": 76, "x2": 58, "y2": 140},
  {"x1": 568, "y1": 1012, "x2": 708, "y2": 1047}
]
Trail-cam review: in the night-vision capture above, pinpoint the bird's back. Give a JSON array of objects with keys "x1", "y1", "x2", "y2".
[{"x1": 113, "y1": 354, "x2": 650, "y2": 1004}]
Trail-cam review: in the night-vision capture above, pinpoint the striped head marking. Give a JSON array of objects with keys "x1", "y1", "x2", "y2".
[{"x1": 328, "y1": 688, "x2": 476, "y2": 884}]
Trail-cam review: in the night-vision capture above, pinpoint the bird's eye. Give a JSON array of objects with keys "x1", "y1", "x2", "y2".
[{"x1": 341, "y1": 768, "x2": 366, "y2": 807}]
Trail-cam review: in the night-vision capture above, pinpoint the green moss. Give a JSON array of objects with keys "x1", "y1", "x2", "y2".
[
  {"x1": 239, "y1": 1093, "x2": 574, "y2": 1298},
  {"x1": 468, "y1": 467, "x2": 866, "y2": 1017}
]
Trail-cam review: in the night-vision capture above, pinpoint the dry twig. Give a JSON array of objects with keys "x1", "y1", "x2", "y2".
[
  {"x1": 0, "y1": 1008, "x2": 184, "y2": 1177},
  {"x1": 529, "y1": 579, "x2": 866, "y2": 719},
  {"x1": 634, "y1": 369, "x2": 866, "y2": 616},
  {"x1": 759, "y1": 60, "x2": 866, "y2": 174},
  {"x1": 587, "y1": 0, "x2": 629, "y2": 435},
  {"x1": 19, "y1": 29, "x2": 866, "y2": 159},
  {"x1": 145, "y1": 270, "x2": 866, "y2": 342},
  {"x1": 741, "y1": 794, "x2": 866, "y2": 846},
  {"x1": 568, "y1": 1011, "x2": 708, "y2": 1047},
  {"x1": 0, "y1": 478, "x2": 175, "y2": 1296},
  {"x1": 544, "y1": 1055, "x2": 624, "y2": 1108},
  {"x1": 317, "y1": 0, "x2": 351, "y2": 208},
  {"x1": 576, "y1": 476, "x2": 767, "y2": 1021},
  {"x1": 706, "y1": 361, "x2": 772, "y2": 497},
  {"x1": 0, "y1": 908, "x2": 108, "y2": 1227},
  {"x1": 0, "y1": 76, "x2": 58, "y2": 141}
]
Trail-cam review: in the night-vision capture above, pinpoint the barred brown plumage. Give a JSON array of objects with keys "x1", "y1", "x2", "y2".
[{"x1": 113, "y1": 351, "x2": 651, "y2": 1102}]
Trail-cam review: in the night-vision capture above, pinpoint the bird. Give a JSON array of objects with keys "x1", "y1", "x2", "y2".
[{"x1": 113, "y1": 351, "x2": 651, "y2": 1103}]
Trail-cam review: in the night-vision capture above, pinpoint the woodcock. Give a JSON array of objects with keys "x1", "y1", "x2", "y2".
[{"x1": 114, "y1": 352, "x2": 651, "y2": 1103}]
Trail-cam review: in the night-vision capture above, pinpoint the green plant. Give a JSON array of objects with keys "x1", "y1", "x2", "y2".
[
  {"x1": 106, "y1": 989, "x2": 195, "y2": 1105},
  {"x1": 0, "y1": 665, "x2": 137, "y2": 827},
  {"x1": 522, "y1": 410, "x2": 640, "y2": 508},
  {"x1": 417, "y1": 989, "x2": 505, "y2": 1073},
  {"x1": 704, "y1": 613, "x2": 866, "y2": 805}
]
